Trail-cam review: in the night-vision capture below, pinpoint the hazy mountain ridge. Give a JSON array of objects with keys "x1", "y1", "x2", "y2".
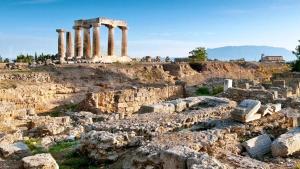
[{"x1": 207, "y1": 46, "x2": 296, "y2": 61}]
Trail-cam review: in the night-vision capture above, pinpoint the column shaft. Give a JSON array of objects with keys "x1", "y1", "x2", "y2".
[
  {"x1": 66, "y1": 32, "x2": 73, "y2": 59},
  {"x1": 56, "y1": 29, "x2": 65, "y2": 63},
  {"x1": 121, "y1": 27, "x2": 128, "y2": 56},
  {"x1": 83, "y1": 26, "x2": 92, "y2": 59},
  {"x1": 107, "y1": 26, "x2": 115, "y2": 56},
  {"x1": 74, "y1": 26, "x2": 83, "y2": 58},
  {"x1": 93, "y1": 25, "x2": 100, "y2": 57}
]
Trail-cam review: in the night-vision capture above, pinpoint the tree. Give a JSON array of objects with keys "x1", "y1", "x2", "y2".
[
  {"x1": 292, "y1": 40, "x2": 300, "y2": 72},
  {"x1": 34, "y1": 52, "x2": 38, "y2": 62},
  {"x1": 4, "y1": 58, "x2": 9, "y2": 63},
  {"x1": 188, "y1": 47, "x2": 207, "y2": 62},
  {"x1": 0, "y1": 55, "x2": 2, "y2": 63}
]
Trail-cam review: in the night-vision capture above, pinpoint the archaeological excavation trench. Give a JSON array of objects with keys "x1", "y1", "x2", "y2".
[{"x1": 0, "y1": 62, "x2": 299, "y2": 169}]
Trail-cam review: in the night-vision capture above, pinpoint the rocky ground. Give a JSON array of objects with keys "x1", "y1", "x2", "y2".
[{"x1": 0, "y1": 62, "x2": 296, "y2": 169}]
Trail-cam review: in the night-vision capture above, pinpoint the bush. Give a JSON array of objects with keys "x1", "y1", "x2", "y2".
[
  {"x1": 212, "y1": 85, "x2": 224, "y2": 95},
  {"x1": 196, "y1": 87, "x2": 210, "y2": 96}
]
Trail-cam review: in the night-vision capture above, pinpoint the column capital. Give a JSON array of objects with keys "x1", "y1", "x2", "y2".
[
  {"x1": 118, "y1": 26, "x2": 128, "y2": 30},
  {"x1": 56, "y1": 29, "x2": 65, "y2": 33},
  {"x1": 72, "y1": 26, "x2": 82, "y2": 30},
  {"x1": 82, "y1": 25, "x2": 92, "y2": 29},
  {"x1": 105, "y1": 24, "x2": 116, "y2": 29}
]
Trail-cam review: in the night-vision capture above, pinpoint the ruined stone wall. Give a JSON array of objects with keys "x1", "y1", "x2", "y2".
[
  {"x1": 81, "y1": 85, "x2": 184, "y2": 115},
  {"x1": 0, "y1": 72, "x2": 52, "y2": 83},
  {"x1": 219, "y1": 88, "x2": 276, "y2": 104}
]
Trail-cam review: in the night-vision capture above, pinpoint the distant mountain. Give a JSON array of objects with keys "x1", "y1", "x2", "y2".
[{"x1": 207, "y1": 46, "x2": 296, "y2": 62}]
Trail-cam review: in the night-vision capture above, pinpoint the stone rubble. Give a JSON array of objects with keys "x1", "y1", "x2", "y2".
[
  {"x1": 241, "y1": 134, "x2": 272, "y2": 158},
  {"x1": 271, "y1": 127, "x2": 300, "y2": 157},
  {"x1": 22, "y1": 153, "x2": 59, "y2": 169},
  {"x1": 0, "y1": 142, "x2": 31, "y2": 159},
  {"x1": 231, "y1": 99, "x2": 261, "y2": 122}
]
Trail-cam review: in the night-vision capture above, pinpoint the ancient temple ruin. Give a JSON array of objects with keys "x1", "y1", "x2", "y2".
[{"x1": 56, "y1": 17, "x2": 131, "y2": 63}]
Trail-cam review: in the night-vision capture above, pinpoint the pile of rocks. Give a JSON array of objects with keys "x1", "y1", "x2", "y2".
[{"x1": 80, "y1": 130, "x2": 143, "y2": 162}]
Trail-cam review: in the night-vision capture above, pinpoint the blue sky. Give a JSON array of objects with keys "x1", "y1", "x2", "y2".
[{"x1": 0, "y1": 0, "x2": 300, "y2": 59}]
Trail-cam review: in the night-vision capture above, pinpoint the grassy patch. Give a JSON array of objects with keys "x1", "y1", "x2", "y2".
[
  {"x1": 196, "y1": 87, "x2": 211, "y2": 96},
  {"x1": 49, "y1": 140, "x2": 99, "y2": 169},
  {"x1": 212, "y1": 85, "x2": 224, "y2": 95},
  {"x1": 196, "y1": 85, "x2": 224, "y2": 96},
  {"x1": 48, "y1": 103, "x2": 79, "y2": 117},
  {"x1": 24, "y1": 138, "x2": 47, "y2": 154}
]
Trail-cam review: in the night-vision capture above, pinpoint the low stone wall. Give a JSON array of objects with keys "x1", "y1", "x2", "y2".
[
  {"x1": 0, "y1": 72, "x2": 52, "y2": 83},
  {"x1": 80, "y1": 85, "x2": 184, "y2": 115},
  {"x1": 219, "y1": 88, "x2": 276, "y2": 104}
]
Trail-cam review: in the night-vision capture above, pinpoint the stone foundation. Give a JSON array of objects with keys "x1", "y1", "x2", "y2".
[
  {"x1": 80, "y1": 85, "x2": 184, "y2": 115},
  {"x1": 219, "y1": 88, "x2": 276, "y2": 104}
]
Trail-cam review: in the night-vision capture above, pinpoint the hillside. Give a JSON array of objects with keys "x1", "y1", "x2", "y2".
[{"x1": 207, "y1": 45, "x2": 295, "y2": 61}]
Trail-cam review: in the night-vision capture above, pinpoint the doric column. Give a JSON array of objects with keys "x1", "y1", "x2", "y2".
[
  {"x1": 66, "y1": 32, "x2": 73, "y2": 59},
  {"x1": 121, "y1": 27, "x2": 128, "y2": 56},
  {"x1": 83, "y1": 25, "x2": 92, "y2": 59},
  {"x1": 73, "y1": 26, "x2": 83, "y2": 58},
  {"x1": 56, "y1": 29, "x2": 65, "y2": 63},
  {"x1": 92, "y1": 24, "x2": 101, "y2": 58},
  {"x1": 107, "y1": 25, "x2": 115, "y2": 56}
]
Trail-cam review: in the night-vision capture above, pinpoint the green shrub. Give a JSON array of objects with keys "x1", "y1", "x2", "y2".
[
  {"x1": 212, "y1": 85, "x2": 224, "y2": 95},
  {"x1": 196, "y1": 87, "x2": 210, "y2": 96},
  {"x1": 24, "y1": 138, "x2": 47, "y2": 154}
]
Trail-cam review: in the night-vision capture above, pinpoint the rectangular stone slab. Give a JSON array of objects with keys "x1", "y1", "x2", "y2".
[{"x1": 242, "y1": 134, "x2": 272, "y2": 158}]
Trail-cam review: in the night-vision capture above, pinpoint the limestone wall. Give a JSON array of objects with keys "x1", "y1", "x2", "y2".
[
  {"x1": 219, "y1": 88, "x2": 276, "y2": 104},
  {"x1": 81, "y1": 85, "x2": 184, "y2": 115},
  {"x1": 0, "y1": 72, "x2": 52, "y2": 83}
]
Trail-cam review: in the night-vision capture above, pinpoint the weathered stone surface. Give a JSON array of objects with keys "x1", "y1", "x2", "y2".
[
  {"x1": 225, "y1": 153, "x2": 270, "y2": 169},
  {"x1": 167, "y1": 99, "x2": 187, "y2": 112},
  {"x1": 160, "y1": 146, "x2": 196, "y2": 169},
  {"x1": 140, "y1": 103, "x2": 175, "y2": 114},
  {"x1": 259, "y1": 103, "x2": 281, "y2": 116},
  {"x1": 0, "y1": 130, "x2": 23, "y2": 144},
  {"x1": 0, "y1": 142, "x2": 30, "y2": 159},
  {"x1": 22, "y1": 153, "x2": 59, "y2": 169},
  {"x1": 231, "y1": 99, "x2": 261, "y2": 122},
  {"x1": 242, "y1": 134, "x2": 272, "y2": 158},
  {"x1": 187, "y1": 153, "x2": 227, "y2": 169},
  {"x1": 80, "y1": 130, "x2": 142, "y2": 162},
  {"x1": 28, "y1": 116, "x2": 71, "y2": 136},
  {"x1": 272, "y1": 127, "x2": 300, "y2": 157}
]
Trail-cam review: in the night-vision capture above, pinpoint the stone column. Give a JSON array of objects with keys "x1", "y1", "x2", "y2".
[
  {"x1": 56, "y1": 29, "x2": 65, "y2": 63},
  {"x1": 107, "y1": 25, "x2": 115, "y2": 56},
  {"x1": 73, "y1": 26, "x2": 83, "y2": 59},
  {"x1": 92, "y1": 24, "x2": 101, "y2": 58},
  {"x1": 121, "y1": 27, "x2": 128, "y2": 56},
  {"x1": 83, "y1": 25, "x2": 92, "y2": 59},
  {"x1": 66, "y1": 32, "x2": 73, "y2": 59}
]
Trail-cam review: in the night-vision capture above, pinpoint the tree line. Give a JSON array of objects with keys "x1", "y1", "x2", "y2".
[{"x1": 0, "y1": 53, "x2": 57, "y2": 64}]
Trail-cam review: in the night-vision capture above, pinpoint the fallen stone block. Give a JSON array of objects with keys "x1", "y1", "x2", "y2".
[
  {"x1": 22, "y1": 153, "x2": 59, "y2": 169},
  {"x1": 182, "y1": 97, "x2": 201, "y2": 108},
  {"x1": 242, "y1": 134, "x2": 272, "y2": 158},
  {"x1": 231, "y1": 99, "x2": 261, "y2": 122},
  {"x1": 140, "y1": 103, "x2": 175, "y2": 114},
  {"x1": 272, "y1": 127, "x2": 300, "y2": 157},
  {"x1": 0, "y1": 142, "x2": 31, "y2": 159},
  {"x1": 259, "y1": 105, "x2": 273, "y2": 116},
  {"x1": 167, "y1": 99, "x2": 187, "y2": 112},
  {"x1": 160, "y1": 146, "x2": 197, "y2": 169}
]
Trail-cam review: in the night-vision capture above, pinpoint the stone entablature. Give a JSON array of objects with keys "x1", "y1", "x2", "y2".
[{"x1": 56, "y1": 17, "x2": 131, "y2": 64}]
